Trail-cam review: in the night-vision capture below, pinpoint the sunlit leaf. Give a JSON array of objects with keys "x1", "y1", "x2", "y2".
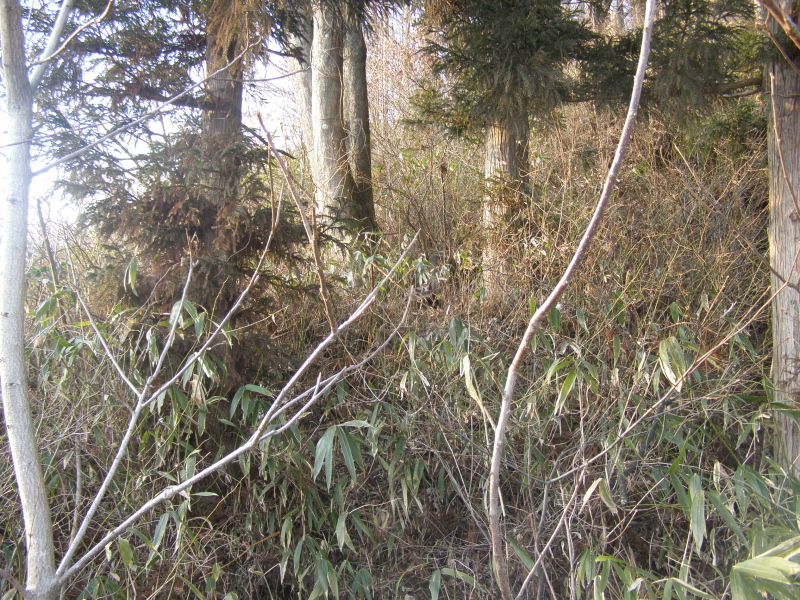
[{"x1": 117, "y1": 538, "x2": 134, "y2": 568}]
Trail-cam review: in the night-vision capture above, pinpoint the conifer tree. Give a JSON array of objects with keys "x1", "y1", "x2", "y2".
[
  {"x1": 580, "y1": 0, "x2": 755, "y2": 107},
  {"x1": 419, "y1": 0, "x2": 756, "y2": 302},
  {"x1": 32, "y1": 1, "x2": 286, "y2": 261},
  {"x1": 419, "y1": 0, "x2": 591, "y2": 301}
]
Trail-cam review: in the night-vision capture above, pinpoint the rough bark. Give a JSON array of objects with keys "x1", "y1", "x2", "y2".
[
  {"x1": 767, "y1": 27, "x2": 800, "y2": 478},
  {"x1": 482, "y1": 113, "x2": 529, "y2": 304},
  {"x1": 311, "y1": 0, "x2": 356, "y2": 232},
  {"x1": 0, "y1": 1, "x2": 57, "y2": 598},
  {"x1": 288, "y1": 16, "x2": 315, "y2": 168},
  {"x1": 343, "y1": 20, "x2": 377, "y2": 231},
  {"x1": 200, "y1": 0, "x2": 244, "y2": 249}
]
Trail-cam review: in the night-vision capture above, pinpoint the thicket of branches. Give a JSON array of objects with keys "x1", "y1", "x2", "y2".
[{"x1": 3, "y1": 1, "x2": 800, "y2": 599}]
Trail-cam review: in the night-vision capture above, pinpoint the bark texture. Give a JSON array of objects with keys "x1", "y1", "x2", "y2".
[
  {"x1": 344, "y1": 20, "x2": 377, "y2": 231},
  {"x1": 288, "y1": 17, "x2": 315, "y2": 167},
  {"x1": 768, "y1": 39, "x2": 800, "y2": 478},
  {"x1": 200, "y1": 0, "x2": 244, "y2": 249},
  {"x1": 311, "y1": 1, "x2": 356, "y2": 230},
  {"x1": 0, "y1": 1, "x2": 57, "y2": 598},
  {"x1": 482, "y1": 114, "x2": 529, "y2": 303}
]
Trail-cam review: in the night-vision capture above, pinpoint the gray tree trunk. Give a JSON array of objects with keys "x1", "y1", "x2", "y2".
[
  {"x1": 288, "y1": 16, "x2": 315, "y2": 169},
  {"x1": 0, "y1": 1, "x2": 57, "y2": 598},
  {"x1": 767, "y1": 32, "x2": 800, "y2": 478},
  {"x1": 311, "y1": 0, "x2": 356, "y2": 232},
  {"x1": 482, "y1": 113, "x2": 529, "y2": 304},
  {"x1": 344, "y1": 20, "x2": 377, "y2": 231},
  {"x1": 200, "y1": 0, "x2": 244, "y2": 250}
]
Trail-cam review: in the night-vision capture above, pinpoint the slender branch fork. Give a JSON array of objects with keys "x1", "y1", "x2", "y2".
[
  {"x1": 28, "y1": 0, "x2": 74, "y2": 90},
  {"x1": 486, "y1": 0, "x2": 657, "y2": 597},
  {"x1": 29, "y1": 0, "x2": 114, "y2": 72},
  {"x1": 56, "y1": 230, "x2": 417, "y2": 587}
]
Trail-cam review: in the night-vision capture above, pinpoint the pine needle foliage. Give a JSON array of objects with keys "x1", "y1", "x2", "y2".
[
  {"x1": 415, "y1": 0, "x2": 593, "y2": 133},
  {"x1": 578, "y1": 0, "x2": 758, "y2": 110}
]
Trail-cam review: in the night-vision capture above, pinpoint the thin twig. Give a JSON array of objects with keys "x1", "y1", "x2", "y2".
[
  {"x1": 515, "y1": 475, "x2": 583, "y2": 600},
  {"x1": 36, "y1": 198, "x2": 60, "y2": 289},
  {"x1": 487, "y1": 0, "x2": 658, "y2": 597},
  {"x1": 257, "y1": 116, "x2": 338, "y2": 333},
  {"x1": 0, "y1": 567, "x2": 27, "y2": 597},
  {"x1": 56, "y1": 236, "x2": 417, "y2": 586},
  {"x1": 68, "y1": 434, "x2": 83, "y2": 547},
  {"x1": 141, "y1": 258, "x2": 196, "y2": 397},
  {"x1": 67, "y1": 267, "x2": 140, "y2": 398}
]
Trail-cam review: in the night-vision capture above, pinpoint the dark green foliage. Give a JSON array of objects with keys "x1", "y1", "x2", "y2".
[
  {"x1": 30, "y1": 0, "x2": 298, "y2": 198},
  {"x1": 27, "y1": 0, "x2": 313, "y2": 312},
  {"x1": 72, "y1": 124, "x2": 273, "y2": 256},
  {"x1": 579, "y1": 0, "x2": 759, "y2": 110},
  {"x1": 687, "y1": 98, "x2": 767, "y2": 158},
  {"x1": 650, "y1": 0, "x2": 756, "y2": 105},
  {"x1": 31, "y1": 2, "x2": 203, "y2": 160},
  {"x1": 415, "y1": 0, "x2": 593, "y2": 132}
]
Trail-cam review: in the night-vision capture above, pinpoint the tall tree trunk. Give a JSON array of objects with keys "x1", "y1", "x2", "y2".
[
  {"x1": 0, "y1": 1, "x2": 57, "y2": 598},
  {"x1": 200, "y1": 0, "x2": 244, "y2": 251},
  {"x1": 311, "y1": 0, "x2": 356, "y2": 233},
  {"x1": 289, "y1": 16, "x2": 315, "y2": 169},
  {"x1": 767, "y1": 30, "x2": 800, "y2": 478},
  {"x1": 344, "y1": 20, "x2": 377, "y2": 232},
  {"x1": 482, "y1": 113, "x2": 529, "y2": 304}
]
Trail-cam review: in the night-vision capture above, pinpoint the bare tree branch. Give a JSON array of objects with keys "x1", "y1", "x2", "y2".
[
  {"x1": 57, "y1": 196, "x2": 284, "y2": 577},
  {"x1": 30, "y1": 0, "x2": 113, "y2": 73},
  {"x1": 56, "y1": 234, "x2": 418, "y2": 586},
  {"x1": 487, "y1": 0, "x2": 657, "y2": 596},
  {"x1": 29, "y1": 0, "x2": 75, "y2": 90}
]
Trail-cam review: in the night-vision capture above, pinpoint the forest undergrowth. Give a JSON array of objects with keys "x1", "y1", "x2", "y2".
[{"x1": 3, "y1": 99, "x2": 796, "y2": 600}]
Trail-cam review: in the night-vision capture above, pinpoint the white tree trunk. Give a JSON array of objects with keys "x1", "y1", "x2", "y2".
[
  {"x1": 311, "y1": 0, "x2": 355, "y2": 230},
  {"x1": 0, "y1": 1, "x2": 57, "y2": 598},
  {"x1": 767, "y1": 34, "x2": 800, "y2": 478},
  {"x1": 482, "y1": 114, "x2": 529, "y2": 303}
]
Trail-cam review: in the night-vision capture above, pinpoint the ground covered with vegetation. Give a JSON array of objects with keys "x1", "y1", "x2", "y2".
[{"x1": 3, "y1": 93, "x2": 794, "y2": 600}]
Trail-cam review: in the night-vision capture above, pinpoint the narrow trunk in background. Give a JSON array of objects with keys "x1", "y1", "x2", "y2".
[
  {"x1": 482, "y1": 113, "x2": 529, "y2": 304},
  {"x1": 288, "y1": 16, "x2": 315, "y2": 171},
  {"x1": 767, "y1": 34, "x2": 800, "y2": 478},
  {"x1": 344, "y1": 20, "x2": 377, "y2": 232},
  {"x1": 200, "y1": 0, "x2": 244, "y2": 250},
  {"x1": 311, "y1": 0, "x2": 356, "y2": 233},
  {"x1": 0, "y1": 1, "x2": 57, "y2": 598}
]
